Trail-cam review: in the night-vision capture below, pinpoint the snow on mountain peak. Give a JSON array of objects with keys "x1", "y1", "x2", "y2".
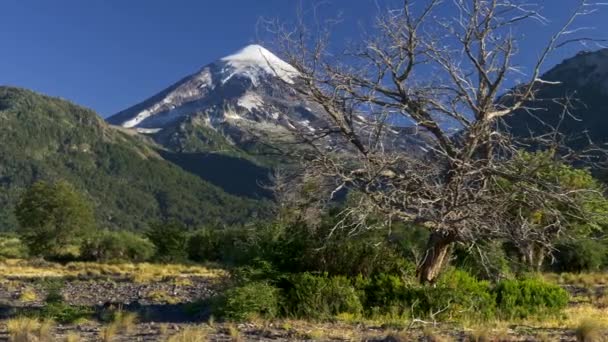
[{"x1": 220, "y1": 44, "x2": 299, "y2": 85}]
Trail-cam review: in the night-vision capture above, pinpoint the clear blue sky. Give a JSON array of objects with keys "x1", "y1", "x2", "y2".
[{"x1": 1, "y1": 1, "x2": 606, "y2": 117}]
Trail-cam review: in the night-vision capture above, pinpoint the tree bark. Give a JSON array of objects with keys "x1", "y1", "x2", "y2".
[
  {"x1": 521, "y1": 243, "x2": 546, "y2": 272},
  {"x1": 417, "y1": 231, "x2": 455, "y2": 284}
]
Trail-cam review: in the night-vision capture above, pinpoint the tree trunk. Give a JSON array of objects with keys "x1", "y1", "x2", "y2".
[
  {"x1": 521, "y1": 243, "x2": 546, "y2": 272},
  {"x1": 417, "y1": 231, "x2": 455, "y2": 284}
]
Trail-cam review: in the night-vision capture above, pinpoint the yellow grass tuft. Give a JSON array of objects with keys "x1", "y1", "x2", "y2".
[
  {"x1": 146, "y1": 289, "x2": 180, "y2": 304},
  {"x1": 167, "y1": 325, "x2": 212, "y2": 342},
  {"x1": 18, "y1": 287, "x2": 38, "y2": 302},
  {"x1": 226, "y1": 323, "x2": 243, "y2": 342},
  {"x1": 576, "y1": 319, "x2": 607, "y2": 342},
  {"x1": 100, "y1": 322, "x2": 118, "y2": 342},
  {"x1": 7, "y1": 317, "x2": 54, "y2": 342},
  {"x1": 64, "y1": 332, "x2": 81, "y2": 342}
]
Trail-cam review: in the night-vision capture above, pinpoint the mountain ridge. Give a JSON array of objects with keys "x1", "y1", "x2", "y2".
[{"x1": 0, "y1": 86, "x2": 267, "y2": 231}]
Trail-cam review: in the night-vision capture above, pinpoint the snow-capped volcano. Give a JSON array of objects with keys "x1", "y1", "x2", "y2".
[
  {"x1": 220, "y1": 44, "x2": 299, "y2": 85},
  {"x1": 107, "y1": 44, "x2": 325, "y2": 154}
]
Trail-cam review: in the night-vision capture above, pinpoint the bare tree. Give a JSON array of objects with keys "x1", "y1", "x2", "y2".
[{"x1": 265, "y1": 0, "x2": 607, "y2": 282}]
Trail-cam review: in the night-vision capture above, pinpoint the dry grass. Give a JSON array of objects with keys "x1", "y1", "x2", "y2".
[
  {"x1": 545, "y1": 273, "x2": 608, "y2": 287},
  {"x1": 17, "y1": 287, "x2": 38, "y2": 302},
  {"x1": 99, "y1": 322, "x2": 118, "y2": 342},
  {"x1": 146, "y1": 289, "x2": 180, "y2": 304},
  {"x1": 226, "y1": 323, "x2": 243, "y2": 341},
  {"x1": 7, "y1": 317, "x2": 54, "y2": 342},
  {"x1": 112, "y1": 310, "x2": 138, "y2": 334},
  {"x1": 64, "y1": 332, "x2": 81, "y2": 342},
  {"x1": 0, "y1": 259, "x2": 225, "y2": 282},
  {"x1": 167, "y1": 325, "x2": 212, "y2": 342},
  {"x1": 576, "y1": 319, "x2": 607, "y2": 342},
  {"x1": 422, "y1": 326, "x2": 451, "y2": 342},
  {"x1": 158, "y1": 323, "x2": 169, "y2": 336}
]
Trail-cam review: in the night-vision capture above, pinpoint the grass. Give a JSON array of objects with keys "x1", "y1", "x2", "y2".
[
  {"x1": 7, "y1": 317, "x2": 54, "y2": 342},
  {"x1": 576, "y1": 319, "x2": 606, "y2": 342},
  {"x1": 167, "y1": 325, "x2": 212, "y2": 342},
  {"x1": 64, "y1": 332, "x2": 81, "y2": 342},
  {"x1": 0, "y1": 258, "x2": 225, "y2": 282},
  {"x1": 112, "y1": 310, "x2": 138, "y2": 334},
  {"x1": 18, "y1": 287, "x2": 38, "y2": 302},
  {"x1": 100, "y1": 322, "x2": 118, "y2": 342},
  {"x1": 226, "y1": 323, "x2": 243, "y2": 341},
  {"x1": 544, "y1": 273, "x2": 608, "y2": 287},
  {"x1": 146, "y1": 289, "x2": 180, "y2": 304}
]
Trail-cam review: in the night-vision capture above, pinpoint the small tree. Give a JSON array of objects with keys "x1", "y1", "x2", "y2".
[
  {"x1": 15, "y1": 180, "x2": 95, "y2": 258},
  {"x1": 146, "y1": 221, "x2": 189, "y2": 262}
]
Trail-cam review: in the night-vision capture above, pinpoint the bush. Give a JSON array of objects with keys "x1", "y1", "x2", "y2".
[
  {"x1": 493, "y1": 278, "x2": 569, "y2": 319},
  {"x1": 284, "y1": 273, "x2": 363, "y2": 319},
  {"x1": 21, "y1": 279, "x2": 94, "y2": 324},
  {"x1": 360, "y1": 273, "x2": 409, "y2": 315},
  {"x1": 553, "y1": 240, "x2": 607, "y2": 273},
  {"x1": 146, "y1": 221, "x2": 189, "y2": 262},
  {"x1": 0, "y1": 234, "x2": 28, "y2": 259},
  {"x1": 39, "y1": 301, "x2": 94, "y2": 324},
  {"x1": 212, "y1": 281, "x2": 281, "y2": 321},
  {"x1": 187, "y1": 228, "x2": 221, "y2": 262},
  {"x1": 82, "y1": 230, "x2": 155, "y2": 262},
  {"x1": 361, "y1": 269, "x2": 495, "y2": 320},
  {"x1": 452, "y1": 241, "x2": 514, "y2": 281}
]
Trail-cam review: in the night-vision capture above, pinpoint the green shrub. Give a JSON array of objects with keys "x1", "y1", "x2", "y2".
[
  {"x1": 24, "y1": 279, "x2": 94, "y2": 324},
  {"x1": 361, "y1": 270, "x2": 495, "y2": 320},
  {"x1": 452, "y1": 241, "x2": 514, "y2": 281},
  {"x1": 284, "y1": 273, "x2": 363, "y2": 319},
  {"x1": 146, "y1": 221, "x2": 189, "y2": 262},
  {"x1": 39, "y1": 301, "x2": 93, "y2": 324},
  {"x1": 0, "y1": 234, "x2": 28, "y2": 259},
  {"x1": 553, "y1": 240, "x2": 607, "y2": 273},
  {"x1": 82, "y1": 230, "x2": 155, "y2": 262},
  {"x1": 230, "y1": 260, "x2": 283, "y2": 285},
  {"x1": 358, "y1": 273, "x2": 410, "y2": 318},
  {"x1": 493, "y1": 278, "x2": 569, "y2": 319},
  {"x1": 187, "y1": 228, "x2": 221, "y2": 262},
  {"x1": 212, "y1": 281, "x2": 281, "y2": 321}
]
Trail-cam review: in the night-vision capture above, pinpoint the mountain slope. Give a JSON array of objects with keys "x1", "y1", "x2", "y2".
[
  {"x1": 0, "y1": 86, "x2": 267, "y2": 231},
  {"x1": 507, "y1": 49, "x2": 608, "y2": 149},
  {"x1": 107, "y1": 45, "x2": 329, "y2": 161}
]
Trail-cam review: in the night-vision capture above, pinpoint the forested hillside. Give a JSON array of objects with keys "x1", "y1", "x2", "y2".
[{"x1": 0, "y1": 87, "x2": 267, "y2": 231}]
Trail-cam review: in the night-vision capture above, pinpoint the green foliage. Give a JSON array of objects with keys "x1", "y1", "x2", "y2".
[
  {"x1": 358, "y1": 273, "x2": 410, "y2": 317},
  {"x1": 361, "y1": 270, "x2": 496, "y2": 321},
  {"x1": 453, "y1": 241, "x2": 514, "y2": 281},
  {"x1": 39, "y1": 301, "x2": 94, "y2": 324},
  {"x1": 212, "y1": 281, "x2": 281, "y2": 321},
  {"x1": 82, "y1": 230, "x2": 156, "y2": 262},
  {"x1": 15, "y1": 180, "x2": 94, "y2": 258},
  {"x1": 553, "y1": 239, "x2": 607, "y2": 273},
  {"x1": 284, "y1": 273, "x2": 363, "y2": 319},
  {"x1": 146, "y1": 221, "x2": 189, "y2": 262},
  {"x1": 186, "y1": 228, "x2": 222, "y2": 262},
  {"x1": 0, "y1": 234, "x2": 28, "y2": 259},
  {"x1": 187, "y1": 217, "x2": 413, "y2": 278},
  {"x1": 21, "y1": 278, "x2": 94, "y2": 324},
  {"x1": 493, "y1": 278, "x2": 569, "y2": 319},
  {"x1": 0, "y1": 86, "x2": 267, "y2": 231}
]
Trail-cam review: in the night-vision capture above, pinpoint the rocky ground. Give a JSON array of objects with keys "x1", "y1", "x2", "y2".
[
  {"x1": 0, "y1": 261, "x2": 604, "y2": 341},
  {"x1": 0, "y1": 318, "x2": 593, "y2": 341}
]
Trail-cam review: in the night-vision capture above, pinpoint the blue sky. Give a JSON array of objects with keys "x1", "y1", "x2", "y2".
[{"x1": 1, "y1": 1, "x2": 606, "y2": 117}]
